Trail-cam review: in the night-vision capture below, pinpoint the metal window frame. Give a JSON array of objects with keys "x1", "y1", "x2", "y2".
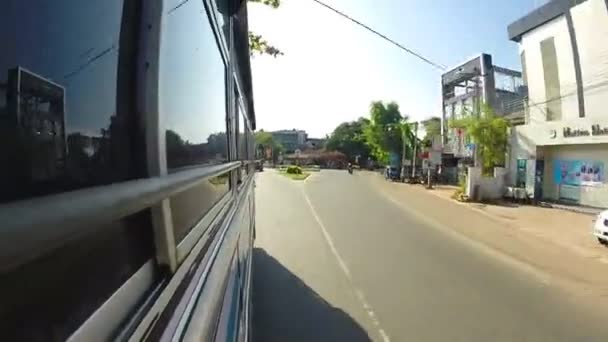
[
  {"x1": 128, "y1": 0, "x2": 251, "y2": 339},
  {"x1": 67, "y1": 260, "x2": 159, "y2": 342},
  {"x1": 0, "y1": 0, "x2": 253, "y2": 340}
]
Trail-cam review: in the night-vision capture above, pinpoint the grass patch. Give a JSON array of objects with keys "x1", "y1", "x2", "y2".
[{"x1": 279, "y1": 170, "x2": 310, "y2": 180}]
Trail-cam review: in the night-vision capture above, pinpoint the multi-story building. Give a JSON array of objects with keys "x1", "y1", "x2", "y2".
[
  {"x1": 507, "y1": 0, "x2": 608, "y2": 208},
  {"x1": 441, "y1": 53, "x2": 526, "y2": 162},
  {"x1": 305, "y1": 137, "x2": 326, "y2": 150},
  {"x1": 271, "y1": 129, "x2": 307, "y2": 153}
]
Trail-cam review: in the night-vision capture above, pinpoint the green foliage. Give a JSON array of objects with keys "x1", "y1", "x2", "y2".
[
  {"x1": 325, "y1": 118, "x2": 371, "y2": 162},
  {"x1": 363, "y1": 101, "x2": 409, "y2": 164},
  {"x1": 254, "y1": 130, "x2": 284, "y2": 162},
  {"x1": 450, "y1": 103, "x2": 510, "y2": 175},
  {"x1": 248, "y1": 32, "x2": 283, "y2": 57},
  {"x1": 248, "y1": 0, "x2": 280, "y2": 8},
  {"x1": 254, "y1": 130, "x2": 273, "y2": 146},
  {"x1": 248, "y1": 0, "x2": 283, "y2": 57},
  {"x1": 286, "y1": 165, "x2": 303, "y2": 174}
]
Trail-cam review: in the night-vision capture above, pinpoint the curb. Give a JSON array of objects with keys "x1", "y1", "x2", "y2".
[{"x1": 419, "y1": 186, "x2": 512, "y2": 226}]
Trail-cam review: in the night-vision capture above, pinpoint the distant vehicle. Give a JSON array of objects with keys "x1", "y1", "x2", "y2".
[
  {"x1": 385, "y1": 166, "x2": 400, "y2": 181},
  {"x1": 593, "y1": 210, "x2": 608, "y2": 245}
]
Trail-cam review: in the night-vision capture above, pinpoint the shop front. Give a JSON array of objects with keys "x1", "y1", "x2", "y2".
[{"x1": 510, "y1": 119, "x2": 608, "y2": 208}]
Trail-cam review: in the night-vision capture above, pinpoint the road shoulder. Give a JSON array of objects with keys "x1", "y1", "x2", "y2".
[{"x1": 367, "y1": 172, "x2": 608, "y2": 316}]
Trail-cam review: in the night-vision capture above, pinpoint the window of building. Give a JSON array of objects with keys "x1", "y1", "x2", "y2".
[
  {"x1": 0, "y1": 0, "x2": 141, "y2": 203},
  {"x1": 540, "y1": 37, "x2": 562, "y2": 121},
  {"x1": 162, "y1": 0, "x2": 228, "y2": 171},
  {"x1": 1, "y1": 209, "x2": 158, "y2": 340}
]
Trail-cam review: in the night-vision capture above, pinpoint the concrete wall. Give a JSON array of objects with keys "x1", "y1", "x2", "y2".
[
  {"x1": 466, "y1": 167, "x2": 508, "y2": 201},
  {"x1": 571, "y1": 0, "x2": 608, "y2": 121},
  {"x1": 519, "y1": 15, "x2": 578, "y2": 123}
]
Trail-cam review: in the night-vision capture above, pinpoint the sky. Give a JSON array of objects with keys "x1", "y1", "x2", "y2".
[{"x1": 248, "y1": 0, "x2": 549, "y2": 138}]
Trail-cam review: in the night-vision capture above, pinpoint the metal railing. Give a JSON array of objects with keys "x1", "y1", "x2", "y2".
[{"x1": 0, "y1": 161, "x2": 241, "y2": 273}]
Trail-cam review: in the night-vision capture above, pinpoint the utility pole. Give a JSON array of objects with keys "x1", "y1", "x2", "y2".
[
  {"x1": 426, "y1": 160, "x2": 433, "y2": 189},
  {"x1": 411, "y1": 122, "x2": 418, "y2": 180},
  {"x1": 401, "y1": 124, "x2": 407, "y2": 182}
]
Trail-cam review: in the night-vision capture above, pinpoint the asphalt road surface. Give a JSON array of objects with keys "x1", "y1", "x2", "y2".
[{"x1": 252, "y1": 169, "x2": 608, "y2": 342}]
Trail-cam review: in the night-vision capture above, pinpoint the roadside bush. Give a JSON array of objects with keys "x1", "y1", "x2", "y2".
[{"x1": 286, "y1": 165, "x2": 303, "y2": 175}]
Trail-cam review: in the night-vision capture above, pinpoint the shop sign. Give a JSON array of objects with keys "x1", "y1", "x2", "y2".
[
  {"x1": 592, "y1": 124, "x2": 608, "y2": 136},
  {"x1": 562, "y1": 124, "x2": 608, "y2": 138},
  {"x1": 563, "y1": 127, "x2": 591, "y2": 137},
  {"x1": 553, "y1": 159, "x2": 604, "y2": 186}
]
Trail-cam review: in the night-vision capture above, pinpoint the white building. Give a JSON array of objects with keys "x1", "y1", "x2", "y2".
[{"x1": 507, "y1": 0, "x2": 608, "y2": 208}]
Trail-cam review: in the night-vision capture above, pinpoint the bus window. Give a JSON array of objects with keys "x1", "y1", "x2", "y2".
[
  {"x1": 162, "y1": 0, "x2": 228, "y2": 171},
  {"x1": 1, "y1": 209, "x2": 158, "y2": 340},
  {"x1": 170, "y1": 174, "x2": 231, "y2": 243},
  {"x1": 0, "y1": 0, "x2": 142, "y2": 203},
  {"x1": 237, "y1": 100, "x2": 250, "y2": 178}
]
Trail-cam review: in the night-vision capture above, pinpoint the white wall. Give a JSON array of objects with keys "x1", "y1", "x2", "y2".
[
  {"x1": 519, "y1": 15, "x2": 578, "y2": 122},
  {"x1": 571, "y1": 0, "x2": 608, "y2": 121},
  {"x1": 466, "y1": 167, "x2": 508, "y2": 201}
]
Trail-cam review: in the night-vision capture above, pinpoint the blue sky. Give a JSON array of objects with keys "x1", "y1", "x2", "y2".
[{"x1": 249, "y1": 0, "x2": 548, "y2": 138}]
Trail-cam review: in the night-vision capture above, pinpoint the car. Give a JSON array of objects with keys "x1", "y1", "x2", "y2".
[
  {"x1": 385, "y1": 166, "x2": 401, "y2": 181},
  {"x1": 593, "y1": 210, "x2": 608, "y2": 245}
]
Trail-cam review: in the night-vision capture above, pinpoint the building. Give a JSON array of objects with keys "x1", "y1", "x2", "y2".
[
  {"x1": 305, "y1": 137, "x2": 326, "y2": 150},
  {"x1": 507, "y1": 0, "x2": 608, "y2": 208},
  {"x1": 441, "y1": 53, "x2": 526, "y2": 162},
  {"x1": 270, "y1": 129, "x2": 307, "y2": 153},
  {"x1": 2, "y1": 67, "x2": 66, "y2": 184}
]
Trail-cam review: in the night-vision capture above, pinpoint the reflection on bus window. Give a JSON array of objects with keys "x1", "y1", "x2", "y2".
[
  {"x1": 170, "y1": 173, "x2": 230, "y2": 243},
  {"x1": 0, "y1": 0, "x2": 139, "y2": 203},
  {"x1": 1, "y1": 209, "x2": 157, "y2": 341},
  {"x1": 162, "y1": 0, "x2": 228, "y2": 171}
]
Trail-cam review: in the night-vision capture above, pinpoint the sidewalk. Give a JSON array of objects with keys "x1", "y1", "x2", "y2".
[{"x1": 426, "y1": 184, "x2": 607, "y2": 263}]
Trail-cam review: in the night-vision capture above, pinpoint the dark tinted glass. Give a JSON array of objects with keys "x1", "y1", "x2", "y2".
[
  {"x1": 171, "y1": 173, "x2": 230, "y2": 242},
  {"x1": 162, "y1": 0, "x2": 228, "y2": 170},
  {"x1": 0, "y1": 0, "x2": 142, "y2": 203},
  {"x1": 0, "y1": 209, "x2": 157, "y2": 341},
  {"x1": 238, "y1": 110, "x2": 247, "y2": 161}
]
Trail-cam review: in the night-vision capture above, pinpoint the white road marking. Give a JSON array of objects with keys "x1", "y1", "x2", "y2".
[{"x1": 302, "y1": 187, "x2": 391, "y2": 342}]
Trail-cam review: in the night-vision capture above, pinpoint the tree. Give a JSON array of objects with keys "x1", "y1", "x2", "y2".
[
  {"x1": 450, "y1": 103, "x2": 509, "y2": 175},
  {"x1": 325, "y1": 118, "x2": 371, "y2": 163},
  {"x1": 248, "y1": 0, "x2": 284, "y2": 57},
  {"x1": 363, "y1": 101, "x2": 405, "y2": 164},
  {"x1": 254, "y1": 130, "x2": 284, "y2": 163}
]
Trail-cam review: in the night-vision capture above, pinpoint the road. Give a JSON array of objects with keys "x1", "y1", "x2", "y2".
[{"x1": 252, "y1": 169, "x2": 608, "y2": 342}]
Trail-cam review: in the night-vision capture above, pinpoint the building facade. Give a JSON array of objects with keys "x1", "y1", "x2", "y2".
[
  {"x1": 270, "y1": 129, "x2": 307, "y2": 153},
  {"x1": 507, "y1": 0, "x2": 608, "y2": 208},
  {"x1": 441, "y1": 53, "x2": 526, "y2": 159}
]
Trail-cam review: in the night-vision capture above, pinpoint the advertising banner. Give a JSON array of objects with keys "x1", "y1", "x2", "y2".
[{"x1": 553, "y1": 160, "x2": 604, "y2": 186}]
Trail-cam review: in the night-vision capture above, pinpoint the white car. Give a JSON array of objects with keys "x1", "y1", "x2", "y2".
[{"x1": 593, "y1": 210, "x2": 608, "y2": 245}]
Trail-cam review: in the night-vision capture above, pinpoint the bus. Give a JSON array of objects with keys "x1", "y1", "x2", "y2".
[{"x1": 0, "y1": 0, "x2": 257, "y2": 340}]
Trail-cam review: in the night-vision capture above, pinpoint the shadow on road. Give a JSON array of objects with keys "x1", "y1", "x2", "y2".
[{"x1": 252, "y1": 248, "x2": 372, "y2": 342}]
